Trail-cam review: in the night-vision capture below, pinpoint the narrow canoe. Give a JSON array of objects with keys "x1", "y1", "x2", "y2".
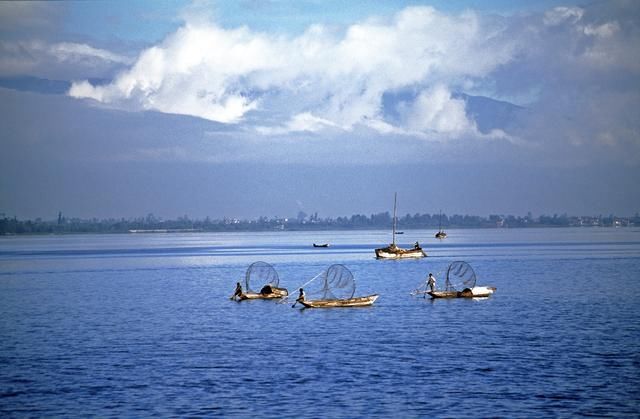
[{"x1": 300, "y1": 294, "x2": 379, "y2": 308}]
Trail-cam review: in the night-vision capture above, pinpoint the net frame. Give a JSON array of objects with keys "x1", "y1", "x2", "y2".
[
  {"x1": 445, "y1": 261, "x2": 477, "y2": 291},
  {"x1": 304, "y1": 264, "x2": 356, "y2": 300},
  {"x1": 244, "y1": 261, "x2": 279, "y2": 292}
]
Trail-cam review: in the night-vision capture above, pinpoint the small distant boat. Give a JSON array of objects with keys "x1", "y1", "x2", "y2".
[
  {"x1": 426, "y1": 261, "x2": 496, "y2": 299},
  {"x1": 295, "y1": 264, "x2": 379, "y2": 308},
  {"x1": 435, "y1": 210, "x2": 447, "y2": 239},
  {"x1": 313, "y1": 243, "x2": 330, "y2": 248},
  {"x1": 396, "y1": 231, "x2": 404, "y2": 235},
  {"x1": 231, "y1": 261, "x2": 288, "y2": 301},
  {"x1": 375, "y1": 193, "x2": 426, "y2": 259}
]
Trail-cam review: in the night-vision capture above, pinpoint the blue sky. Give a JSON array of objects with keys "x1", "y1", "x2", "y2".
[
  {"x1": 1, "y1": 1, "x2": 639, "y2": 219},
  {"x1": 61, "y1": 1, "x2": 580, "y2": 41}
]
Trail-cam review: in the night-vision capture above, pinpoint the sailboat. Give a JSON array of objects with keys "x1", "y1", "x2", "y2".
[
  {"x1": 435, "y1": 210, "x2": 447, "y2": 239},
  {"x1": 375, "y1": 193, "x2": 426, "y2": 259}
]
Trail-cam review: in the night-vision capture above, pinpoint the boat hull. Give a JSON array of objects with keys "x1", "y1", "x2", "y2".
[
  {"x1": 239, "y1": 287, "x2": 288, "y2": 300},
  {"x1": 375, "y1": 246, "x2": 426, "y2": 259},
  {"x1": 428, "y1": 286, "x2": 496, "y2": 299},
  {"x1": 300, "y1": 294, "x2": 379, "y2": 308}
]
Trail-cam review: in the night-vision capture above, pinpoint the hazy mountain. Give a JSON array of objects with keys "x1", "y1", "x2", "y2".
[{"x1": 454, "y1": 93, "x2": 524, "y2": 134}]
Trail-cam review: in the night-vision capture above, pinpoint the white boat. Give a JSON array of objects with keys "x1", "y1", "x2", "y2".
[{"x1": 375, "y1": 193, "x2": 426, "y2": 259}]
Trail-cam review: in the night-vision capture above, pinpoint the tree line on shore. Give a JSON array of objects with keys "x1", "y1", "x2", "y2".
[{"x1": 1, "y1": 211, "x2": 637, "y2": 235}]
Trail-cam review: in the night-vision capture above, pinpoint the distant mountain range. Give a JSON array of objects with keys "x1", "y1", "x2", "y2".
[
  {"x1": 0, "y1": 76, "x2": 524, "y2": 132},
  {"x1": 454, "y1": 93, "x2": 524, "y2": 134}
]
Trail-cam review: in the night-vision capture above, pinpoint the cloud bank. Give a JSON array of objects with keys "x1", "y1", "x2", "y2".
[
  {"x1": 68, "y1": 6, "x2": 518, "y2": 139},
  {"x1": 0, "y1": 1, "x2": 630, "y2": 162}
]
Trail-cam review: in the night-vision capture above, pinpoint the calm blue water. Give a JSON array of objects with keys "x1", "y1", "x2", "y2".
[{"x1": 1, "y1": 228, "x2": 639, "y2": 417}]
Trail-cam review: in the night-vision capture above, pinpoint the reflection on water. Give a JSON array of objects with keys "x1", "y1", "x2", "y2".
[{"x1": 1, "y1": 228, "x2": 639, "y2": 417}]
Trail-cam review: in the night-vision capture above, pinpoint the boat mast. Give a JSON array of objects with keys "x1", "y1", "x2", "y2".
[
  {"x1": 392, "y1": 192, "x2": 397, "y2": 246},
  {"x1": 438, "y1": 210, "x2": 442, "y2": 233}
]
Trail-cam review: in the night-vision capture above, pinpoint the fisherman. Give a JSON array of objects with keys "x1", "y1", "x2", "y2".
[
  {"x1": 296, "y1": 288, "x2": 305, "y2": 304},
  {"x1": 414, "y1": 241, "x2": 420, "y2": 249},
  {"x1": 426, "y1": 273, "x2": 436, "y2": 295},
  {"x1": 230, "y1": 282, "x2": 243, "y2": 300},
  {"x1": 292, "y1": 287, "x2": 306, "y2": 307}
]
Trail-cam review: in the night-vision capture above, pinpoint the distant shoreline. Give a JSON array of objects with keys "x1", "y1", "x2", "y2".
[
  {"x1": 1, "y1": 222, "x2": 637, "y2": 236},
  {"x1": 2, "y1": 211, "x2": 637, "y2": 236}
]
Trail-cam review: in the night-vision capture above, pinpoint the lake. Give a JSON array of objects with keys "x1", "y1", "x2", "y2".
[{"x1": 1, "y1": 228, "x2": 639, "y2": 417}]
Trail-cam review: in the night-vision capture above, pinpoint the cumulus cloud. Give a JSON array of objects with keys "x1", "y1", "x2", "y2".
[
  {"x1": 68, "y1": 6, "x2": 517, "y2": 137},
  {"x1": 60, "y1": 1, "x2": 640, "y2": 163},
  {"x1": 404, "y1": 85, "x2": 476, "y2": 135}
]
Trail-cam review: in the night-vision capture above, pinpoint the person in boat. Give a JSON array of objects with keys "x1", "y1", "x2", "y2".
[
  {"x1": 292, "y1": 288, "x2": 306, "y2": 308},
  {"x1": 414, "y1": 241, "x2": 420, "y2": 249},
  {"x1": 427, "y1": 273, "x2": 436, "y2": 294},
  {"x1": 231, "y1": 282, "x2": 243, "y2": 300}
]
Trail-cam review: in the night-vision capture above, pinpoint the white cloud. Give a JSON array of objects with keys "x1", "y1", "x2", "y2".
[
  {"x1": 543, "y1": 6, "x2": 584, "y2": 26},
  {"x1": 68, "y1": 6, "x2": 516, "y2": 135},
  {"x1": 405, "y1": 84, "x2": 476, "y2": 135},
  {"x1": 258, "y1": 112, "x2": 340, "y2": 135},
  {"x1": 58, "y1": 1, "x2": 640, "y2": 163},
  {"x1": 50, "y1": 42, "x2": 132, "y2": 64},
  {"x1": 0, "y1": 40, "x2": 131, "y2": 78}
]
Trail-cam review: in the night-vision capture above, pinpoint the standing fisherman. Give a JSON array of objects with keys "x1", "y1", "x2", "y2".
[
  {"x1": 292, "y1": 288, "x2": 306, "y2": 307},
  {"x1": 230, "y1": 282, "x2": 243, "y2": 300},
  {"x1": 426, "y1": 273, "x2": 436, "y2": 298}
]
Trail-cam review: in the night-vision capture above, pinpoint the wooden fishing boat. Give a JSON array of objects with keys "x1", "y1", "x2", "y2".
[
  {"x1": 233, "y1": 261, "x2": 288, "y2": 301},
  {"x1": 375, "y1": 243, "x2": 425, "y2": 259},
  {"x1": 295, "y1": 264, "x2": 379, "y2": 309},
  {"x1": 428, "y1": 287, "x2": 496, "y2": 299},
  {"x1": 424, "y1": 261, "x2": 496, "y2": 299},
  {"x1": 375, "y1": 193, "x2": 426, "y2": 259},
  {"x1": 300, "y1": 294, "x2": 379, "y2": 308}
]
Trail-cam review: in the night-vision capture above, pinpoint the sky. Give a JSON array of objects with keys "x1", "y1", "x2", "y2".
[{"x1": 1, "y1": 0, "x2": 639, "y2": 220}]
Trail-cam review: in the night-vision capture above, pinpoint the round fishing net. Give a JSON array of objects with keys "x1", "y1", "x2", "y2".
[
  {"x1": 245, "y1": 261, "x2": 279, "y2": 292},
  {"x1": 318, "y1": 264, "x2": 356, "y2": 300},
  {"x1": 445, "y1": 261, "x2": 477, "y2": 291}
]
